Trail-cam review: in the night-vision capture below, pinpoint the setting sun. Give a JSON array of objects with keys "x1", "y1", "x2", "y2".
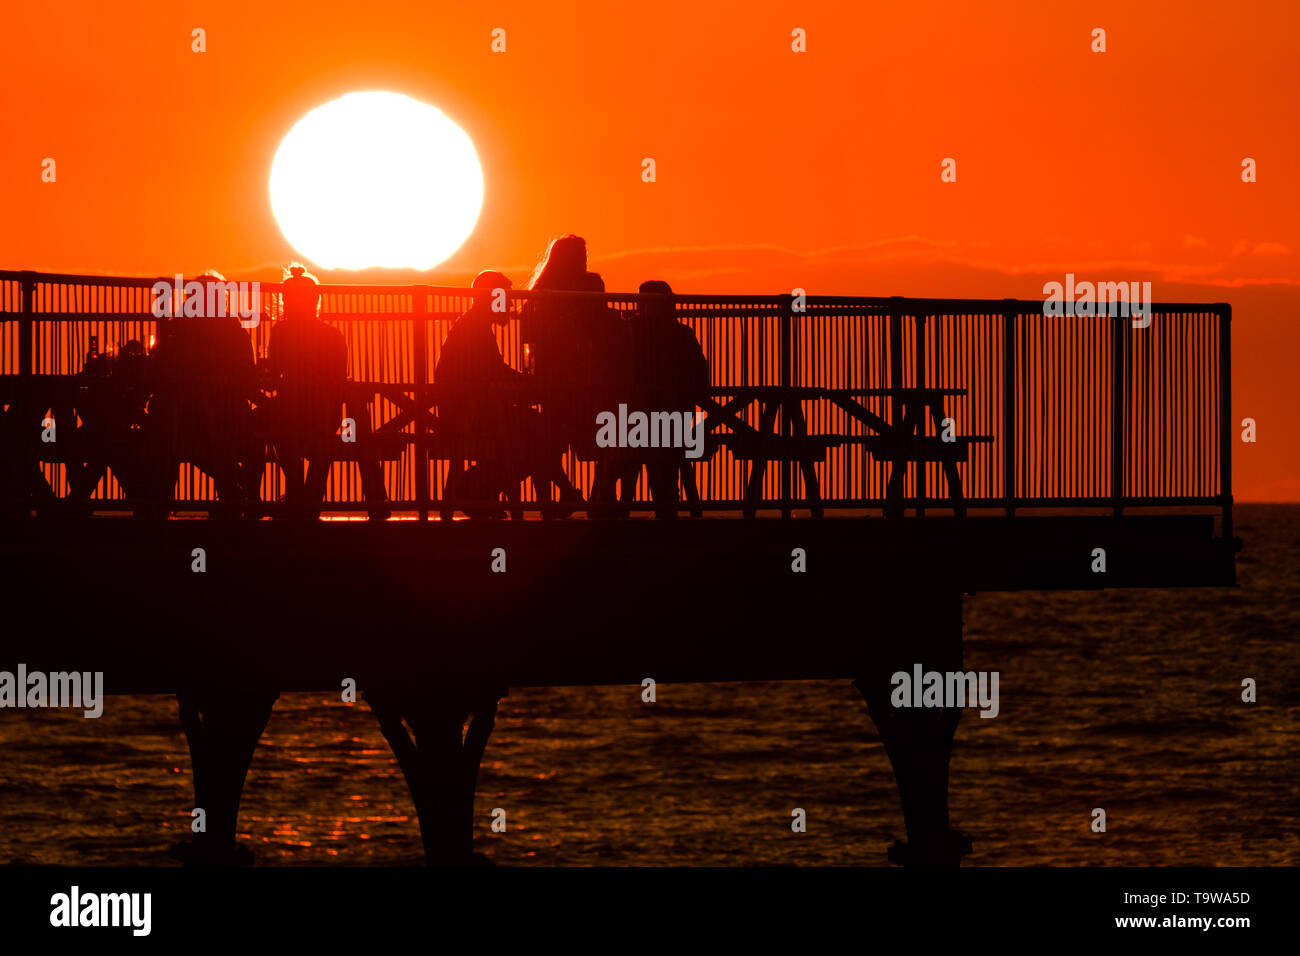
[{"x1": 269, "y1": 91, "x2": 483, "y2": 271}]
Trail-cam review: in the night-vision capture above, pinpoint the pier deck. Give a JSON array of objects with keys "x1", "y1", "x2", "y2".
[{"x1": 0, "y1": 511, "x2": 1236, "y2": 693}]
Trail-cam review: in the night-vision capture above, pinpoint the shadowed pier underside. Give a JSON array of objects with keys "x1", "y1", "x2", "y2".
[{"x1": 0, "y1": 514, "x2": 1235, "y2": 865}]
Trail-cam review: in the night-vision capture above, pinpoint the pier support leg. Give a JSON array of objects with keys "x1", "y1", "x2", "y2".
[
  {"x1": 855, "y1": 589, "x2": 972, "y2": 867},
  {"x1": 365, "y1": 685, "x2": 504, "y2": 867},
  {"x1": 174, "y1": 687, "x2": 279, "y2": 866}
]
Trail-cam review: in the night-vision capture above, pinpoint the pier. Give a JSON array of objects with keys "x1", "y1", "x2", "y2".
[{"x1": 0, "y1": 270, "x2": 1237, "y2": 866}]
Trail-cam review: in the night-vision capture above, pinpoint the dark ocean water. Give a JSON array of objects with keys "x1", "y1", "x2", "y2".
[{"x1": 1, "y1": 504, "x2": 1296, "y2": 866}]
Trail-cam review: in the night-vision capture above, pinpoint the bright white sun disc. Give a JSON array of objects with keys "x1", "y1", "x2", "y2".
[{"x1": 270, "y1": 91, "x2": 483, "y2": 270}]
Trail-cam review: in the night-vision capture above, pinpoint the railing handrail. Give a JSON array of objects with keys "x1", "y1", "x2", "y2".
[{"x1": 0, "y1": 269, "x2": 1231, "y2": 317}]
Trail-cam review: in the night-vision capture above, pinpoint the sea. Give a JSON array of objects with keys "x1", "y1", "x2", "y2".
[{"x1": 1, "y1": 503, "x2": 1296, "y2": 866}]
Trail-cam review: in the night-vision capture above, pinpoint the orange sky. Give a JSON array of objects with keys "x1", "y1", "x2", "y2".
[{"x1": 1, "y1": 0, "x2": 1296, "y2": 499}]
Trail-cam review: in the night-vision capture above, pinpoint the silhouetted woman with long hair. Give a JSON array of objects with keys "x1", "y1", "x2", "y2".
[{"x1": 520, "y1": 236, "x2": 588, "y2": 515}]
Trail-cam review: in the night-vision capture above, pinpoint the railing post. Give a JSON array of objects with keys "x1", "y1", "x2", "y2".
[
  {"x1": 914, "y1": 311, "x2": 927, "y2": 517},
  {"x1": 888, "y1": 297, "x2": 904, "y2": 429},
  {"x1": 1111, "y1": 307, "x2": 1125, "y2": 517},
  {"x1": 19, "y1": 271, "x2": 34, "y2": 377},
  {"x1": 413, "y1": 286, "x2": 430, "y2": 521},
  {"x1": 1218, "y1": 304, "x2": 1233, "y2": 540},
  {"x1": 779, "y1": 294, "x2": 792, "y2": 517},
  {"x1": 1002, "y1": 300, "x2": 1016, "y2": 517},
  {"x1": 888, "y1": 297, "x2": 904, "y2": 516}
]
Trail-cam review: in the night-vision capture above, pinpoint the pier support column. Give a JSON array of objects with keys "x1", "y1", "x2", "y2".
[
  {"x1": 365, "y1": 684, "x2": 504, "y2": 867},
  {"x1": 855, "y1": 588, "x2": 972, "y2": 867},
  {"x1": 173, "y1": 687, "x2": 279, "y2": 866}
]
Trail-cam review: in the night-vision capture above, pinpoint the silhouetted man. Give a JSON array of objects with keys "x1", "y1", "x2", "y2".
[
  {"x1": 626, "y1": 280, "x2": 709, "y2": 518},
  {"x1": 0, "y1": 398, "x2": 57, "y2": 517},
  {"x1": 582, "y1": 272, "x2": 637, "y2": 516},
  {"x1": 68, "y1": 340, "x2": 150, "y2": 514},
  {"x1": 574, "y1": 271, "x2": 625, "y2": 469},
  {"x1": 437, "y1": 271, "x2": 526, "y2": 516},
  {"x1": 149, "y1": 273, "x2": 260, "y2": 517},
  {"x1": 264, "y1": 265, "x2": 389, "y2": 520}
]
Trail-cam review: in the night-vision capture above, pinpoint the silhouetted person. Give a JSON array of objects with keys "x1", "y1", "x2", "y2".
[
  {"x1": 0, "y1": 394, "x2": 57, "y2": 517},
  {"x1": 519, "y1": 236, "x2": 589, "y2": 515},
  {"x1": 625, "y1": 280, "x2": 709, "y2": 518},
  {"x1": 436, "y1": 271, "x2": 549, "y2": 517},
  {"x1": 68, "y1": 339, "x2": 151, "y2": 514},
  {"x1": 148, "y1": 272, "x2": 260, "y2": 517},
  {"x1": 574, "y1": 269, "x2": 625, "y2": 455},
  {"x1": 573, "y1": 271, "x2": 636, "y2": 516},
  {"x1": 528, "y1": 234, "x2": 588, "y2": 294},
  {"x1": 263, "y1": 265, "x2": 390, "y2": 521}
]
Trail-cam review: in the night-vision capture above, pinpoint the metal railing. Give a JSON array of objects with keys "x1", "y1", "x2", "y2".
[{"x1": 0, "y1": 270, "x2": 1231, "y2": 529}]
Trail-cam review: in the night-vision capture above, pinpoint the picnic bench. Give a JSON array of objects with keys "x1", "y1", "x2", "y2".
[{"x1": 7, "y1": 369, "x2": 993, "y2": 519}]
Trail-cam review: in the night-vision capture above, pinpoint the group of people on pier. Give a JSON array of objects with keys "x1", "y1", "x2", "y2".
[
  {"x1": 0, "y1": 235, "x2": 711, "y2": 520},
  {"x1": 438, "y1": 235, "x2": 709, "y2": 519}
]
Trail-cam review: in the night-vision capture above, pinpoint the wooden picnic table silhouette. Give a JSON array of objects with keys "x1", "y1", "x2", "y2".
[
  {"x1": 21, "y1": 375, "x2": 989, "y2": 519},
  {"x1": 701, "y1": 385, "x2": 992, "y2": 518}
]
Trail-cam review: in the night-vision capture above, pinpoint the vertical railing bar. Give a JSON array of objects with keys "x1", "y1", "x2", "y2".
[
  {"x1": 914, "y1": 311, "x2": 927, "y2": 516},
  {"x1": 413, "y1": 286, "x2": 430, "y2": 520},
  {"x1": 779, "y1": 295, "x2": 791, "y2": 516},
  {"x1": 1217, "y1": 303, "x2": 1232, "y2": 540},
  {"x1": 19, "y1": 271, "x2": 34, "y2": 379},
  {"x1": 1111, "y1": 309, "x2": 1125, "y2": 516},
  {"x1": 888, "y1": 297, "x2": 903, "y2": 514},
  {"x1": 1002, "y1": 301, "x2": 1015, "y2": 516}
]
